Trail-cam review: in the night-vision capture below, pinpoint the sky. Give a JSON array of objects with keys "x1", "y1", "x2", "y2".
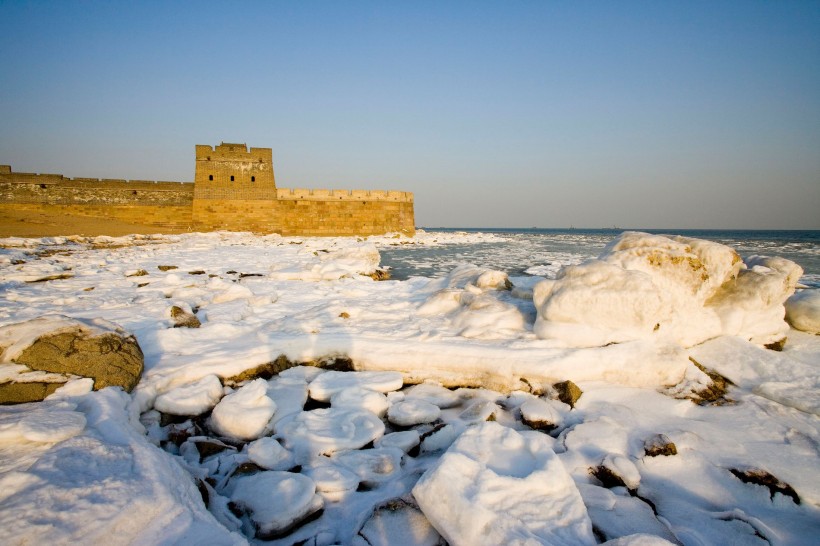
[{"x1": 1, "y1": 1, "x2": 818, "y2": 229}]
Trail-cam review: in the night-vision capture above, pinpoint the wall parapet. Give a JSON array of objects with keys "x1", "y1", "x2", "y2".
[{"x1": 277, "y1": 188, "x2": 413, "y2": 202}]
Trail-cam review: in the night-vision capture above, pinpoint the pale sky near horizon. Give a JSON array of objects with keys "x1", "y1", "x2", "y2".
[{"x1": 1, "y1": 1, "x2": 818, "y2": 229}]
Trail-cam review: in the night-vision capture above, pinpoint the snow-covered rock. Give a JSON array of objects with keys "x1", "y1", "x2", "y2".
[
  {"x1": 276, "y1": 408, "x2": 385, "y2": 457},
  {"x1": 519, "y1": 397, "x2": 564, "y2": 431},
  {"x1": 413, "y1": 422, "x2": 595, "y2": 545},
  {"x1": 0, "y1": 315, "x2": 144, "y2": 395},
  {"x1": 332, "y1": 447, "x2": 404, "y2": 488},
  {"x1": 331, "y1": 386, "x2": 389, "y2": 417},
  {"x1": 228, "y1": 471, "x2": 323, "y2": 539},
  {"x1": 375, "y1": 430, "x2": 421, "y2": 453},
  {"x1": 153, "y1": 374, "x2": 223, "y2": 416},
  {"x1": 209, "y1": 379, "x2": 276, "y2": 440},
  {"x1": 404, "y1": 382, "x2": 461, "y2": 408},
  {"x1": 534, "y1": 232, "x2": 800, "y2": 347},
  {"x1": 785, "y1": 290, "x2": 820, "y2": 334},
  {"x1": 309, "y1": 370, "x2": 404, "y2": 402},
  {"x1": 388, "y1": 399, "x2": 441, "y2": 426},
  {"x1": 246, "y1": 437, "x2": 293, "y2": 470},
  {"x1": 355, "y1": 500, "x2": 444, "y2": 546},
  {"x1": 302, "y1": 463, "x2": 360, "y2": 501}
]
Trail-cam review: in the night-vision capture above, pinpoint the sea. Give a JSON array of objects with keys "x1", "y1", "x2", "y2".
[{"x1": 380, "y1": 228, "x2": 820, "y2": 288}]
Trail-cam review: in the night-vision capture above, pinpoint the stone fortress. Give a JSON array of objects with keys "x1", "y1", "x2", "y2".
[{"x1": 0, "y1": 142, "x2": 415, "y2": 237}]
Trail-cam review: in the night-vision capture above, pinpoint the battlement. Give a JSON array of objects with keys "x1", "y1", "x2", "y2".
[
  {"x1": 1, "y1": 143, "x2": 415, "y2": 236},
  {"x1": 277, "y1": 188, "x2": 414, "y2": 202}
]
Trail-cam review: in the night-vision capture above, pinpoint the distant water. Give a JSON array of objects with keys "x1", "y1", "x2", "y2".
[{"x1": 380, "y1": 228, "x2": 820, "y2": 288}]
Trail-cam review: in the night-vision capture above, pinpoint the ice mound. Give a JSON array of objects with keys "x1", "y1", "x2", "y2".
[
  {"x1": 308, "y1": 370, "x2": 404, "y2": 402},
  {"x1": 228, "y1": 471, "x2": 323, "y2": 539},
  {"x1": 209, "y1": 379, "x2": 276, "y2": 440},
  {"x1": 534, "y1": 232, "x2": 801, "y2": 347},
  {"x1": 276, "y1": 408, "x2": 385, "y2": 457},
  {"x1": 153, "y1": 374, "x2": 223, "y2": 416},
  {"x1": 413, "y1": 422, "x2": 595, "y2": 545},
  {"x1": 785, "y1": 290, "x2": 820, "y2": 334}
]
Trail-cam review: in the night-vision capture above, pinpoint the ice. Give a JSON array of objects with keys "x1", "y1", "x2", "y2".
[
  {"x1": 153, "y1": 374, "x2": 224, "y2": 416},
  {"x1": 388, "y1": 399, "x2": 441, "y2": 426},
  {"x1": 246, "y1": 437, "x2": 293, "y2": 470},
  {"x1": 275, "y1": 408, "x2": 385, "y2": 458},
  {"x1": 533, "y1": 232, "x2": 800, "y2": 348},
  {"x1": 227, "y1": 471, "x2": 323, "y2": 539},
  {"x1": 579, "y1": 484, "x2": 679, "y2": 543},
  {"x1": 209, "y1": 379, "x2": 277, "y2": 440},
  {"x1": 785, "y1": 289, "x2": 820, "y2": 334},
  {"x1": 309, "y1": 370, "x2": 404, "y2": 402},
  {"x1": 413, "y1": 422, "x2": 595, "y2": 545}
]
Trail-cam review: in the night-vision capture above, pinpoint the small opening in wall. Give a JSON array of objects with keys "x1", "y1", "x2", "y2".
[
  {"x1": 207, "y1": 156, "x2": 211, "y2": 161},
  {"x1": 208, "y1": 175, "x2": 213, "y2": 181},
  {"x1": 40, "y1": 184, "x2": 47, "y2": 189},
  {"x1": 132, "y1": 190, "x2": 137, "y2": 195},
  {"x1": 251, "y1": 176, "x2": 255, "y2": 182},
  {"x1": 230, "y1": 176, "x2": 235, "y2": 181}
]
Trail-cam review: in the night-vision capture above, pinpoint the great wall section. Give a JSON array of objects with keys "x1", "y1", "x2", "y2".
[{"x1": 0, "y1": 142, "x2": 415, "y2": 237}]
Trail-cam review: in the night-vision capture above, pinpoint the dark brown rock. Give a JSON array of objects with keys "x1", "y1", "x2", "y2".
[
  {"x1": 729, "y1": 468, "x2": 800, "y2": 504},
  {"x1": 170, "y1": 306, "x2": 201, "y2": 329},
  {"x1": 157, "y1": 265, "x2": 178, "y2": 271},
  {"x1": 644, "y1": 434, "x2": 678, "y2": 457},
  {"x1": 764, "y1": 338, "x2": 787, "y2": 351},
  {"x1": 0, "y1": 381, "x2": 64, "y2": 405},
  {"x1": 553, "y1": 380, "x2": 583, "y2": 409},
  {"x1": 126, "y1": 269, "x2": 148, "y2": 277},
  {"x1": 13, "y1": 327, "x2": 143, "y2": 392}
]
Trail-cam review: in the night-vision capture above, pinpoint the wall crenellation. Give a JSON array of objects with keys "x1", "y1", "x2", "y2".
[{"x1": 0, "y1": 142, "x2": 415, "y2": 236}]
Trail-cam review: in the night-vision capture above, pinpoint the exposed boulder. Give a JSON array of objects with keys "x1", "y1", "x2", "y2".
[
  {"x1": 0, "y1": 316, "x2": 143, "y2": 401},
  {"x1": 169, "y1": 305, "x2": 201, "y2": 329},
  {"x1": 554, "y1": 380, "x2": 583, "y2": 408},
  {"x1": 643, "y1": 434, "x2": 677, "y2": 457}
]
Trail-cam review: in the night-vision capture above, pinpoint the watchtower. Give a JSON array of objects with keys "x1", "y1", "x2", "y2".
[{"x1": 193, "y1": 142, "x2": 276, "y2": 200}]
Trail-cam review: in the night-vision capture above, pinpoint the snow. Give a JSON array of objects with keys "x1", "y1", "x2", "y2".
[
  {"x1": 208, "y1": 379, "x2": 276, "y2": 441},
  {"x1": 413, "y1": 422, "x2": 596, "y2": 545},
  {"x1": 0, "y1": 229, "x2": 818, "y2": 544},
  {"x1": 309, "y1": 370, "x2": 404, "y2": 402},
  {"x1": 153, "y1": 374, "x2": 224, "y2": 416}
]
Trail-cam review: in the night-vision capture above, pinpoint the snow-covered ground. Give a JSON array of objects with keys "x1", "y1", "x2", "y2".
[{"x1": 0, "y1": 230, "x2": 818, "y2": 545}]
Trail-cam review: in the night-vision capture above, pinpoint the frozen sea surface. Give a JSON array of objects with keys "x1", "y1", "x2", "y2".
[
  {"x1": 0, "y1": 229, "x2": 818, "y2": 545},
  {"x1": 381, "y1": 228, "x2": 820, "y2": 287}
]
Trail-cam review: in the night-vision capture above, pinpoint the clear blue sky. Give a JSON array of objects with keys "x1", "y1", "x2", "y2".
[{"x1": 1, "y1": 1, "x2": 818, "y2": 229}]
